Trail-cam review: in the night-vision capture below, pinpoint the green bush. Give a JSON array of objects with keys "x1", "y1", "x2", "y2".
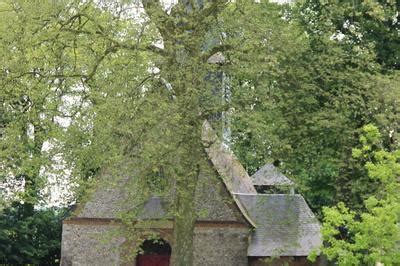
[{"x1": 0, "y1": 202, "x2": 68, "y2": 265}]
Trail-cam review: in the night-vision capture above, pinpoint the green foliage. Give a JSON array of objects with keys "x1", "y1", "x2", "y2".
[
  {"x1": 2, "y1": 1, "x2": 235, "y2": 265},
  {"x1": 299, "y1": 0, "x2": 400, "y2": 70},
  {"x1": 0, "y1": 0, "x2": 141, "y2": 263},
  {"x1": 0, "y1": 0, "x2": 399, "y2": 265},
  {"x1": 0, "y1": 202, "x2": 68, "y2": 265},
  {"x1": 223, "y1": 0, "x2": 400, "y2": 215},
  {"x1": 316, "y1": 125, "x2": 400, "y2": 265}
]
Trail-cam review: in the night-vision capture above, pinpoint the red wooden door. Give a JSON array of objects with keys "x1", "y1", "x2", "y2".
[{"x1": 137, "y1": 254, "x2": 170, "y2": 266}]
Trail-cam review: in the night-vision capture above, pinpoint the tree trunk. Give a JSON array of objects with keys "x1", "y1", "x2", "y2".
[
  {"x1": 141, "y1": 2, "x2": 225, "y2": 265},
  {"x1": 170, "y1": 162, "x2": 200, "y2": 266}
]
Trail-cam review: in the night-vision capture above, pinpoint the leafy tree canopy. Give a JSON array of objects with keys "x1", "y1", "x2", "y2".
[
  {"x1": 0, "y1": 203, "x2": 68, "y2": 265},
  {"x1": 313, "y1": 124, "x2": 400, "y2": 265},
  {"x1": 0, "y1": 0, "x2": 399, "y2": 265}
]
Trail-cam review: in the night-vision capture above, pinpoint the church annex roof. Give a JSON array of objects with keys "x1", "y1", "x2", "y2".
[
  {"x1": 251, "y1": 163, "x2": 294, "y2": 186},
  {"x1": 237, "y1": 194, "x2": 321, "y2": 257}
]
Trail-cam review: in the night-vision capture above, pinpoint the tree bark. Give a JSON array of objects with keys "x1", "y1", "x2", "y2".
[{"x1": 170, "y1": 159, "x2": 200, "y2": 266}]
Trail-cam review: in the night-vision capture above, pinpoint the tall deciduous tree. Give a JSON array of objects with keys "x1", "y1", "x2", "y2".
[
  {"x1": 1, "y1": 0, "x2": 399, "y2": 265},
  {"x1": 1, "y1": 1, "x2": 258, "y2": 265}
]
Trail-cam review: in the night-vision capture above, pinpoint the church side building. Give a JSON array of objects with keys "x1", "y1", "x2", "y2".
[{"x1": 61, "y1": 121, "x2": 322, "y2": 266}]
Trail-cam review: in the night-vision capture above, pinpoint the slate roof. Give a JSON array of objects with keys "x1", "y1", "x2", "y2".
[
  {"x1": 236, "y1": 194, "x2": 322, "y2": 257},
  {"x1": 251, "y1": 163, "x2": 294, "y2": 186}
]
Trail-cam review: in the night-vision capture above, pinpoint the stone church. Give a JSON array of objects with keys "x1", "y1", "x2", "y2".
[{"x1": 61, "y1": 121, "x2": 322, "y2": 266}]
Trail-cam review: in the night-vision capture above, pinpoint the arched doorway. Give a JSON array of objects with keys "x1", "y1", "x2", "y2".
[{"x1": 136, "y1": 239, "x2": 171, "y2": 266}]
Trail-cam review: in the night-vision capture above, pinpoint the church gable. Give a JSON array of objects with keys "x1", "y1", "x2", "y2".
[
  {"x1": 75, "y1": 173, "x2": 135, "y2": 219},
  {"x1": 194, "y1": 161, "x2": 247, "y2": 223},
  {"x1": 72, "y1": 160, "x2": 248, "y2": 224},
  {"x1": 70, "y1": 121, "x2": 256, "y2": 225}
]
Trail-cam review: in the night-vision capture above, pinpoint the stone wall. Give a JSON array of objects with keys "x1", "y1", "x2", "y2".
[
  {"x1": 249, "y1": 256, "x2": 322, "y2": 266},
  {"x1": 61, "y1": 222, "x2": 249, "y2": 266},
  {"x1": 61, "y1": 223, "x2": 124, "y2": 266},
  {"x1": 193, "y1": 227, "x2": 249, "y2": 266}
]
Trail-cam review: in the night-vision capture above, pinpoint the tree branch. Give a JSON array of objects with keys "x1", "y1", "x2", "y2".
[
  {"x1": 142, "y1": 0, "x2": 174, "y2": 40},
  {"x1": 199, "y1": 0, "x2": 229, "y2": 19}
]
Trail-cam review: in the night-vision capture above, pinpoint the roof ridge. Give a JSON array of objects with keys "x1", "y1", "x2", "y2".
[
  {"x1": 202, "y1": 120, "x2": 257, "y2": 227},
  {"x1": 251, "y1": 163, "x2": 294, "y2": 186}
]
